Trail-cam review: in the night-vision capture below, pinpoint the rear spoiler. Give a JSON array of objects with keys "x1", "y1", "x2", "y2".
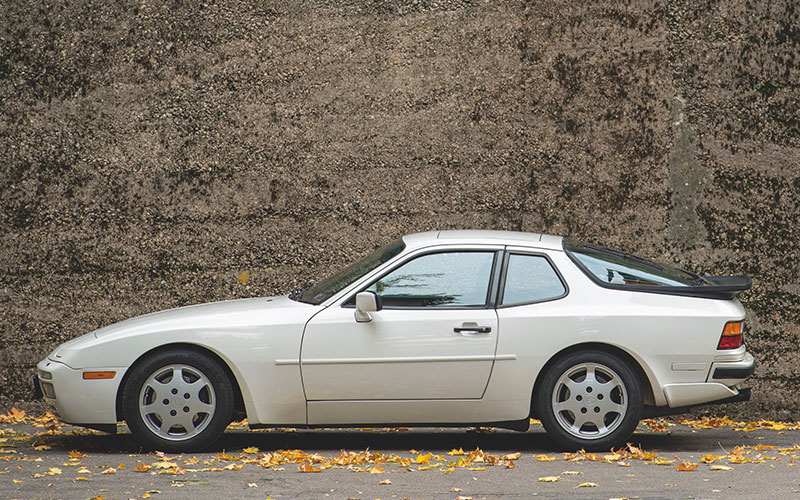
[{"x1": 622, "y1": 275, "x2": 752, "y2": 300}]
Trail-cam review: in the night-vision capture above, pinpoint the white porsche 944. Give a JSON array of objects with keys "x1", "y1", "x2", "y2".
[{"x1": 36, "y1": 230, "x2": 754, "y2": 451}]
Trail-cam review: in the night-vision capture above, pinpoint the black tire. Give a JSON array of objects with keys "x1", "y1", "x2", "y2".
[
  {"x1": 122, "y1": 349, "x2": 234, "y2": 452},
  {"x1": 536, "y1": 350, "x2": 642, "y2": 451}
]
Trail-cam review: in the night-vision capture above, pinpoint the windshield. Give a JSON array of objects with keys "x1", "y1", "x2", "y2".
[
  {"x1": 563, "y1": 239, "x2": 704, "y2": 287},
  {"x1": 295, "y1": 239, "x2": 406, "y2": 305}
]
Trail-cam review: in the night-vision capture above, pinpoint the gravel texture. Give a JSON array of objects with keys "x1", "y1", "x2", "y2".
[{"x1": 0, "y1": 0, "x2": 798, "y2": 417}]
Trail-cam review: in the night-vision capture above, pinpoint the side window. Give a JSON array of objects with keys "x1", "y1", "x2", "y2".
[
  {"x1": 501, "y1": 254, "x2": 565, "y2": 306},
  {"x1": 367, "y1": 252, "x2": 495, "y2": 308}
]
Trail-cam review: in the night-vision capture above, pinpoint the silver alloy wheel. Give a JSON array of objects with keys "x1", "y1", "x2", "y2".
[
  {"x1": 551, "y1": 362, "x2": 628, "y2": 440},
  {"x1": 138, "y1": 364, "x2": 216, "y2": 442}
]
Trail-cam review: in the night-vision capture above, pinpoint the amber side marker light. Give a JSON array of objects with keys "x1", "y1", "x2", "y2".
[
  {"x1": 82, "y1": 371, "x2": 116, "y2": 380},
  {"x1": 717, "y1": 321, "x2": 743, "y2": 350}
]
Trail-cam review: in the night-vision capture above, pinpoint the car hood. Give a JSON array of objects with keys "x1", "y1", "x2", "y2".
[{"x1": 90, "y1": 295, "x2": 313, "y2": 339}]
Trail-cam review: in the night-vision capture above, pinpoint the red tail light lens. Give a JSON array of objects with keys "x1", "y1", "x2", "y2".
[{"x1": 717, "y1": 321, "x2": 743, "y2": 350}]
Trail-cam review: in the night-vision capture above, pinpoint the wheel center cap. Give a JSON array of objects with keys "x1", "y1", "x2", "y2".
[{"x1": 585, "y1": 395, "x2": 596, "y2": 405}]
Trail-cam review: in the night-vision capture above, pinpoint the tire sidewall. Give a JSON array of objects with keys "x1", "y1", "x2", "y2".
[
  {"x1": 537, "y1": 350, "x2": 643, "y2": 451},
  {"x1": 122, "y1": 349, "x2": 234, "y2": 452}
]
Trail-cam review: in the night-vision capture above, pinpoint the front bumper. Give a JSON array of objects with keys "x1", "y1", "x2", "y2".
[{"x1": 36, "y1": 358, "x2": 121, "y2": 426}]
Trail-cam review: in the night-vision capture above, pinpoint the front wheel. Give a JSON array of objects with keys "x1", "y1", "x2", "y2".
[
  {"x1": 122, "y1": 350, "x2": 234, "y2": 452},
  {"x1": 536, "y1": 351, "x2": 642, "y2": 451}
]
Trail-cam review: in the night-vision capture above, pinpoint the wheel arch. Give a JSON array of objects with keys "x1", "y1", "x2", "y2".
[
  {"x1": 115, "y1": 343, "x2": 246, "y2": 423},
  {"x1": 529, "y1": 342, "x2": 657, "y2": 418}
]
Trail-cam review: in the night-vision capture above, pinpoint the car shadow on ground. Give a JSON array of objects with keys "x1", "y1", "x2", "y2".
[{"x1": 35, "y1": 425, "x2": 725, "y2": 455}]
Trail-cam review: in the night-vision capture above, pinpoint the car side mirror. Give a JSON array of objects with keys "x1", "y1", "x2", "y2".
[{"x1": 354, "y1": 291, "x2": 382, "y2": 323}]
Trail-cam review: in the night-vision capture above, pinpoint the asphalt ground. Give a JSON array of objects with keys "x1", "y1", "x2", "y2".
[{"x1": 1, "y1": 416, "x2": 799, "y2": 500}]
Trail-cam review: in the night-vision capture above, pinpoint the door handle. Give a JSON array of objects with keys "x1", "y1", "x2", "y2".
[{"x1": 454, "y1": 325, "x2": 492, "y2": 334}]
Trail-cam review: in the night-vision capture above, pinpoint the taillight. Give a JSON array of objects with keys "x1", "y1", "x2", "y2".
[{"x1": 717, "y1": 321, "x2": 743, "y2": 350}]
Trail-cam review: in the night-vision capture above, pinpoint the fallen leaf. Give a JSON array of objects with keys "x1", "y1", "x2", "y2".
[
  {"x1": 710, "y1": 465, "x2": 733, "y2": 471},
  {"x1": 77, "y1": 467, "x2": 91, "y2": 474},
  {"x1": 69, "y1": 450, "x2": 87, "y2": 458},
  {"x1": 449, "y1": 448, "x2": 465, "y2": 456},
  {"x1": 237, "y1": 271, "x2": 250, "y2": 284},
  {"x1": 539, "y1": 476, "x2": 560, "y2": 482},
  {"x1": 100, "y1": 468, "x2": 116, "y2": 474},
  {"x1": 651, "y1": 458, "x2": 676, "y2": 465},
  {"x1": 451, "y1": 487, "x2": 463, "y2": 492},
  {"x1": 577, "y1": 482, "x2": 598, "y2": 487},
  {"x1": 46, "y1": 467, "x2": 62, "y2": 475},
  {"x1": 369, "y1": 465, "x2": 385, "y2": 474},
  {"x1": 415, "y1": 453, "x2": 433, "y2": 464},
  {"x1": 379, "y1": 479, "x2": 392, "y2": 485},
  {"x1": 247, "y1": 482, "x2": 258, "y2": 488},
  {"x1": 243, "y1": 447, "x2": 259, "y2": 454},
  {"x1": 153, "y1": 461, "x2": 178, "y2": 469},
  {"x1": 502, "y1": 452, "x2": 521, "y2": 460},
  {"x1": 298, "y1": 461, "x2": 322, "y2": 473},
  {"x1": 675, "y1": 462, "x2": 698, "y2": 471},
  {"x1": 133, "y1": 464, "x2": 152, "y2": 472},
  {"x1": 0, "y1": 408, "x2": 26, "y2": 423},
  {"x1": 562, "y1": 470, "x2": 582, "y2": 475},
  {"x1": 75, "y1": 476, "x2": 88, "y2": 481}
]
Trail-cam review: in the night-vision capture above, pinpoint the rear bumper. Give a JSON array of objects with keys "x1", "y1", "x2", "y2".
[
  {"x1": 709, "y1": 352, "x2": 756, "y2": 384},
  {"x1": 644, "y1": 387, "x2": 751, "y2": 418},
  {"x1": 645, "y1": 351, "x2": 755, "y2": 418}
]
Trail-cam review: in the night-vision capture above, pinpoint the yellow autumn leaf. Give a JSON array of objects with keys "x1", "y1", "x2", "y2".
[
  {"x1": 467, "y1": 467, "x2": 486, "y2": 471},
  {"x1": 69, "y1": 450, "x2": 87, "y2": 458},
  {"x1": 379, "y1": 478, "x2": 392, "y2": 485},
  {"x1": 675, "y1": 462, "x2": 698, "y2": 471},
  {"x1": 448, "y1": 448, "x2": 466, "y2": 456},
  {"x1": 539, "y1": 476, "x2": 560, "y2": 482},
  {"x1": 247, "y1": 482, "x2": 258, "y2": 488},
  {"x1": 34, "y1": 445, "x2": 52, "y2": 451},
  {"x1": 577, "y1": 482, "x2": 598, "y2": 487},
  {"x1": 710, "y1": 465, "x2": 733, "y2": 471},
  {"x1": 12, "y1": 478, "x2": 22, "y2": 483},
  {"x1": 100, "y1": 467, "x2": 116, "y2": 474},
  {"x1": 75, "y1": 476, "x2": 88, "y2": 481},
  {"x1": 298, "y1": 461, "x2": 322, "y2": 473},
  {"x1": 133, "y1": 463, "x2": 152, "y2": 472},
  {"x1": 77, "y1": 467, "x2": 91, "y2": 474},
  {"x1": 502, "y1": 452, "x2": 521, "y2": 460},
  {"x1": 243, "y1": 447, "x2": 259, "y2": 454},
  {"x1": 153, "y1": 461, "x2": 178, "y2": 469},
  {"x1": 562, "y1": 470, "x2": 582, "y2": 475},
  {"x1": 369, "y1": 465, "x2": 385, "y2": 474},
  {"x1": 237, "y1": 271, "x2": 250, "y2": 284},
  {"x1": 416, "y1": 453, "x2": 433, "y2": 464},
  {"x1": 46, "y1": 467, "x2": 62, "y2": 475},
  {"x1": 652, "y1": 458, "x2": 676, "y2": 465}
]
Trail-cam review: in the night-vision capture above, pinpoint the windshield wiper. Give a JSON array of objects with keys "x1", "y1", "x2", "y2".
[{"x1": 288, "y1": 284, "x2": 312, "y2": 301}]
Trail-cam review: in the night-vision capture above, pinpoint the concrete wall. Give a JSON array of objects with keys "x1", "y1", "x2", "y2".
[{"x1": 1, "y1": 0, "x2": 797, "y2": 417}]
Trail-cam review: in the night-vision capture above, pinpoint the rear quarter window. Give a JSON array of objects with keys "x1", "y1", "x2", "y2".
[{"x1": 500, "y1": 254, "x2": 566, "y2": 306}]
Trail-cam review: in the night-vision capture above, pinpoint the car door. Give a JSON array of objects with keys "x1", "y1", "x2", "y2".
[{"x1": 301, "y1": 248, "x2": 501, "y2": 407}]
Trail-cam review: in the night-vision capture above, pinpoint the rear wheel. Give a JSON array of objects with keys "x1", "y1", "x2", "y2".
[
  {"x1": 537, "y1": 351, "x2": 642, "y2": 451},
  {"x1": 123, "y1": 350, "x2": 233, "y2": 452}
]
